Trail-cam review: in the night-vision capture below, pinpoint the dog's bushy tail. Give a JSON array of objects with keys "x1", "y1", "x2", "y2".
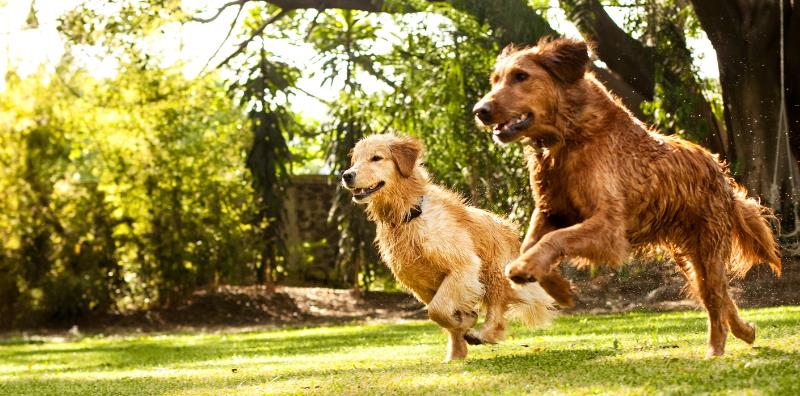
[
  {"x1": 507, "y1": 282, "x2": 557, "y2": 327},
  {"x1": 730, "y1": 187, "x2": 782, "y2": 278}
]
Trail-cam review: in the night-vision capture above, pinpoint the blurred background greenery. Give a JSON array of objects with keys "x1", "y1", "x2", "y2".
[{"x1": 1, "y1": 0, "x2": 799, "y2": 328}]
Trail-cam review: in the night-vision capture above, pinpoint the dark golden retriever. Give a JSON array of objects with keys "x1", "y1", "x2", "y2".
[{"x1": 472, "y1": 38, "x2": 781, "y2": 357}]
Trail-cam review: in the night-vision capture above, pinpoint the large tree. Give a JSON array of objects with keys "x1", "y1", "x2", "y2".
[
  {"x1": 558, "y1": 0, "x2": 730, "y2": 158},
  {"x1": 690, "y1": 0, "x2": 800, "y2": 210}
]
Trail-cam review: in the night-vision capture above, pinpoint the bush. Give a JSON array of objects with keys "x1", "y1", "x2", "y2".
[{"x1": 0, "y1": 61, "x2": 259, "y2": 326}]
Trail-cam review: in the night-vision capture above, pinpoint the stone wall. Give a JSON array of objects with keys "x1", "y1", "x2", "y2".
[{"x1": 283, "y1": 175, "x2": 339, "y2": 284}]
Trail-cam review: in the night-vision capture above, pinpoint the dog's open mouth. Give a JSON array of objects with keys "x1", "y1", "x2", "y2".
[
  {"x1": 352, "y1": 181, "x2": 385, "y2": 200},
  {"x1": 493, "y1": 112, "x2": 533, "y2": 142}
]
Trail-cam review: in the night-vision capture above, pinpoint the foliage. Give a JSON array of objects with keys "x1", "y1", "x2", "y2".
[
  {"x1": 0, "y1": 56, "x2": 257, "y2": 325},
  {"x1": 294, "y1": 4, "x2": 537, "y2": 227},
  {"x1": 57, "y1": 0, "x2": 187, "y2": 49},
  {"x1": 229, "y1": 20, "x2": 301, "y2": 284},
  {"x1": 296, "y1": 6, "x2": 538, "y2": 289},
  {"x1": 3, "y1": 0, "x2": 792, "y2": 324},
  {"x1": 385, "y1": 8, "x2": 533, "y2": 221},
  {"x1": 1, "y1": 307, "x2": 799, "y2": 394},
  {"x1": 307, "y1": 10, "x2": 382, "y2": 291},
  {"x1": 626, "y1": 1, "x2": 718, "y2": 142}
]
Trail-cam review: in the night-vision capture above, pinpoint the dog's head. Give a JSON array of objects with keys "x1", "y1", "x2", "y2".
[
  {"x1": 341, "y1": 134, "x2": 422, "y2": 204},
  {"x1": 473, "y1": 38, "x2": 589, "y2": 144}
]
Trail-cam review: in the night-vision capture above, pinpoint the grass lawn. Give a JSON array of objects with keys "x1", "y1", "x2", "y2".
[{"x1": 1, "y1": 306, "x2": 799, "y2": 395}]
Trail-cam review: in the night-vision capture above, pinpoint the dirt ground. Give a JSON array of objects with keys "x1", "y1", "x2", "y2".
[
  {"x1": 36, "y1": 286, "x2": 427, "y2": 335},
  {"x1": 566, "y1": 258, "x2": 800, "y2": 313},
  {"x1": 5, "y1": 258, "x2": 797, "y2": 337}
]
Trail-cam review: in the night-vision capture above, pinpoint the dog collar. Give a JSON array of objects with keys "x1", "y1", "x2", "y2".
[{"x1": 401, "y1": 196, "x2": 424, "y2": 224}]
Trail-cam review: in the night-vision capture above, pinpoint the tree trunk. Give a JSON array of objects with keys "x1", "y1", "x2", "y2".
[
  {"x1": 785, "y1": 0, "x2": 800, "y2": 172},
  {"x1": 559, "y1": 0, "x2": 654, "y2": 98},
  {"x1": 692, "y1": 0, "x2": 788, "y2": 204},
  {"x1": 560, "y1": 0, "x2": 729, "y2": 159},
  {"x1": 592, "y1": 67, "x2": 647, "y2": 119}
]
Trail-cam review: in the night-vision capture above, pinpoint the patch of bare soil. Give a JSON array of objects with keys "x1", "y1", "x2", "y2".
[
  {"x1": 6, "y1": 259, "x2": 797, "y2": 337},
  {"x1": 565, "y1": 258, "x2": 800, "y2": 314},
  {"x1": 41, "y1": 286, "x2": 426, "y2": 335}
]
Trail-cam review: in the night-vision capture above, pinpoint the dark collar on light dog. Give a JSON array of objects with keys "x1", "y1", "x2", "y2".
[{"x1": 401, "y1": 196, "x2": 424, "y2": 224}]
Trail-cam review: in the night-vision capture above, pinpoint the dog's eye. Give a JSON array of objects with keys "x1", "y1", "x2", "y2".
[
  {"x1": 514, "y1": 72, "x2": 529, "y2": 82},
  {"x1": 371, "y1": 155, "x2": 383, "y2": 162}
]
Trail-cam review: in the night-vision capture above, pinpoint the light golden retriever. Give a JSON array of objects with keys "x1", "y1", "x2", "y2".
[{"x1": 342, "y1": 134, "x2": 555, "y2": 361}]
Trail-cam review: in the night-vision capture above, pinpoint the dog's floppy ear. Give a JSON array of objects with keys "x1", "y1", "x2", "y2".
[
  {"x1": 390, "y1": 137, "x2": 422, "y2": 177},
  {"x1": 498, "y1": 43, "x2": 520, "y2": 61},
  {"x1": 531, "y1": 38, "x2": 589, "y2": 84}
]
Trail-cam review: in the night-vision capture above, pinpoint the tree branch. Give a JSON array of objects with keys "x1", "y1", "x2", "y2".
[
  {"x1": 559, "y1": 0, "x2": 654, "y2": 98},
  {"x1": 243, "y1": 0, "x2": 647, "y2": 120},
  {"x1": 448, "y1": 0, "x2": 556, "y2": 44},
  {"x1": 591, "y1": 66, "x2": 646, "y2": 118},
  {"x1": 256, "y1": 0, "x2": 650, "y2": 117},
  {"x1": 303, "y1": 10, "x2": 323, "y2": 40},
  {"x1": 354, "y1": 57, "x2": 397, "y2": 89},
  {"x1": 558, "y1": 0, "x2": 730, "y2": 157},
  {"x1": 291, "y1": 85, "x2": 333, "y2": 105},
  {"x1": 192, "y1": 0, "x2": 258, "y2": 23},
  {"x1": 216, "y1": 8, "x2": 291, "y2": 69},
  {"x1": 265, "y1": 0, "x2": 408, "y2": 12},
  {"x1": 199, "y1": 3, "x2": 247, "y2": 75}
]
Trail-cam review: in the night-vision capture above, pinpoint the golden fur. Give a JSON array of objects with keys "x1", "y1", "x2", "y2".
[
  {"x1": 342, "y1": 134, "x2": 555, "y2": 361},
  {"x1": 473, "y1": 38, "x2": 781, "y2": 357}
]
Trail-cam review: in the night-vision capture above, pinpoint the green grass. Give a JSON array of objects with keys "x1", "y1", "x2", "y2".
[{"x1": 2, "y1": 307, "x2": 799, "y2": 395}]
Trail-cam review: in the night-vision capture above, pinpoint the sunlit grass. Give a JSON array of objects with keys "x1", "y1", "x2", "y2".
[{"x1": 1, "y1": 307, "x2": 799, "y2": 395}]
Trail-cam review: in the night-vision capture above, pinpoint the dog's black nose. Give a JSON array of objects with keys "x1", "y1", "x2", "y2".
[
  {"x1": 342, "y1": 170, "x2": 356, "y2": 186},
  {"x1": 472, "y1": 101, "x2": 493, "y2": 124}
]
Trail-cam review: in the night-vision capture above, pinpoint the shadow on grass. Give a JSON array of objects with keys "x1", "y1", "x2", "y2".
[
  {"x1": 4, "y1": 345, "x2": 799, "y2": 395},
  {"x1": 0, "y1": 348, "x2": 617, "y2": 395},
  {"x1": 2, "y1": 308, "x2": 799, "y2": 395},
  {"x1": 0, "y1": 321, "x2": 438, "y2": 372},
  {"x1": 4, "y1": 311, "x2": 792, "y2": 372}
]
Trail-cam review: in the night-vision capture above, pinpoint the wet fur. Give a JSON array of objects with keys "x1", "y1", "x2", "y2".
[
  {"x1": 475, "y1": 38, "x2": 781, "y2": 357},
  {"x1": 344, "y1": 134, "x2": 556, "y2": 361}
]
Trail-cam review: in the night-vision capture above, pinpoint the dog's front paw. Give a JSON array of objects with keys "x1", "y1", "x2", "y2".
[
  {"x1": 464, "y1": 330, "x2": 484, "y2": 345},
  {"x1": 505, "y1": 261, "x2": 537, "y2": 284},
  {"x1": 506, "y1": 261, "x2": 575, "y2": 307}
]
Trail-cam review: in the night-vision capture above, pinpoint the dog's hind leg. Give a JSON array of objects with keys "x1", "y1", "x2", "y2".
[
  {"x1": 676, "y1": 247, "x2": 751, "y2": 354},
  {"x1": 723, "y1": 291, "x2": 755, "y2": 344},
  {"x1": 687, "y1": 244, "x2": 730, "y2": 357}
]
